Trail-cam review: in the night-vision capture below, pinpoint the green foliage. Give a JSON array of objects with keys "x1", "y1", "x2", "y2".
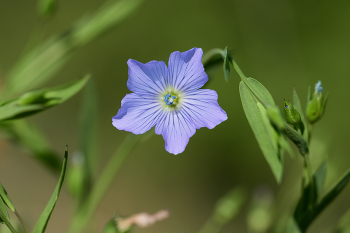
[
  {"x1": 293, "y1": 87, "x2": 308, "y2": 142},
  {"x1": 4, "y1": 0, "x2": 144, "y2": 97},
  {"x1": 283, "y1": 124, "x2": 308, "y2": 155},
  {"x1": 33, "y1": 146, "x2": 68, "y2": 233},
  {"x1": 239, "y1": 81, "x2": 283, "y2": 183},
  {"x1": 202, "y1": 47, "x2": 233, "y2": 82},
  {"x1": 0, "y1": 76, "x2": 89, "y2": 122},
  {"x1": 37, "y1": 0, "x2": 57, "y2": 18},
  {"x1": 0, "y1": 197, "x2": 10, "y2": 224},
  {"x1": 103, "y1": 219, "x2": 121, "y2": 233},
  {"x1": 294, "y1": 163, "x2": 350, "y2": 232},
  {"x1": 0, "y1": 120, "x2": 61, "y2": 171},
  {"x1": 0, "y1": 184, "x2": 15, "y2": 213}
]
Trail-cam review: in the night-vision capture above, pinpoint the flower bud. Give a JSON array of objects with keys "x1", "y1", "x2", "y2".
[
  {"x1": 283, "y1": 100, "x2": 301, "y2": 126},
  {"x1": 306, "y1": 81, "x2": 329, "y2": 124}
]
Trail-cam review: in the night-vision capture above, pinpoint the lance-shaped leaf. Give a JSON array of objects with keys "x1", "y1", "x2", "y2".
[
  {"x1": 293, "y1": 87, "x2": 308, "y2": 142},
  {"x1": 294, "y1": 166, "x2": 350, "y2": 232},
  {"x1": 33, "y1": 146, "x2": 68, "y2": 233},
  {"x1": 0, "y1": 120, "x2": 61, "y2": 172},
  {"x1": 0, "y1": 75, "x2": 89, "y2": 122},
  {"x1": 3, "y1": 0, "x2": 144, "y2": 97},
  {"x1": 239, "y1": 81, "x2": 283, "y2": 183},
  {"x1": 0, "y1": 196, "x2": 9, "y2": 224}
]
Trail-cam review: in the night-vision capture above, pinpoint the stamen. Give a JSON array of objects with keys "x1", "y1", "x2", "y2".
[{"x1": 164, "y1": 94, "x2": 177, "y2": 105}]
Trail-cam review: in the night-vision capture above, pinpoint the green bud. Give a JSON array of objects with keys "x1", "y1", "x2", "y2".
[
  {"x1": 266, "y1": 106, "x2": 285, "y2": 130},
  {"x1": 0, "y1": 183, "x2": 15, "y2": 212},
  {"x1": 18, "y1": 89, "x2": 47, "y2": 106},
  {"x1": 284, "y1": 100, "x2": 301, "y2": 126},
  {"x1": 38, "y1": 0, "x2": 57, "y2": 19},
  {"x1": 306, "y1": 81, "x2": 329, "y2": 124}
]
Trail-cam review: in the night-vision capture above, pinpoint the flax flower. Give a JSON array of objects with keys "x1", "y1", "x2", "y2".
[{"x1": 112, "y1": 48, "x2": 227, "y2": 154}]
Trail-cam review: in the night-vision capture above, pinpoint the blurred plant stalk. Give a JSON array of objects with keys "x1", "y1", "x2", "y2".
[
  {"x1": 67, "y1": 132, "x2": 153, "y2": 233},
  {"x1": 1, "y1": 0, "x2": 144, "y2": 98}
]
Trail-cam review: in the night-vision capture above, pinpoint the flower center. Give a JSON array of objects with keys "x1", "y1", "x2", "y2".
[{"x1": 164, "y1": 94, "x2": 177, "y2": 105}]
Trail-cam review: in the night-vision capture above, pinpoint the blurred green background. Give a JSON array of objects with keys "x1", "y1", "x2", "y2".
[{"x1": 0, "y1": 0, "x2": 350, "y2": 232}]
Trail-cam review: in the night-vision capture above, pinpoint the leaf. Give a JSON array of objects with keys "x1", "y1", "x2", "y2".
[
  {"x1": 294, "y1": 167, "x2": 350, "y2": 232},
  {"x1": 293, "y1": 87, "x2": 308, "y2": 142},
  {"x1": 239, "y1": 81, "x2": 283, "y2": 183},
  {"x1": 0, "y1": 120, "x2": 61, "y2": 172},
  {"x1": 0, "y1": 76, "x2": 89, "y2": 122},
  {"x1": 223, "y1": 47, "x2": 232, "y2": 81},
  {"x1": 294, "y1": 160, "x2": 327, "y2": 224},
  {"x1": 0, "y1": 183, "x2": 15, "y2": 212},
  {"x1": 4, "y1": 0, "x2": 144, "y2": 96},
  {"x1": 247, "y1": 78, "x2": 275, "y2": 106},
  {"x1": 0, "y1": 197, "x2": 9, "y2": 223},
  {"x1": 283, "y1": 124, "x2": 309, "y2": 155},
  {"x1": 33, "y1": 146, "x2": 68, "y2": 233}
]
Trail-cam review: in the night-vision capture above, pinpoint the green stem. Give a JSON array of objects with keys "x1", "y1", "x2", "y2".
[
  {"x1": 304, "y1": 153, "x2": 315, "y2": 208},
  {"x1": 14, "y1": 210, "x2": 29, "y2": 233},
  {"x1": 68, "y1": 134, "x2": 142, "y2": 233},
  {"x1": 0, "y1": 211, "x2": 17, "y2": 233}
]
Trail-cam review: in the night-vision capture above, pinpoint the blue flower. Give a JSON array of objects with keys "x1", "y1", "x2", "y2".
[{"x1": 112, "y1": 48, "x2": 228, "y2": 155}]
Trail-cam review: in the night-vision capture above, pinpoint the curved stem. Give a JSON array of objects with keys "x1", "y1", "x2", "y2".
[
  {"x1": 68, "y1": 134, "x2": 143, "y2": 233},
  {"x1": 14, "y1": 210, "x2": 29, "y2": 233}
]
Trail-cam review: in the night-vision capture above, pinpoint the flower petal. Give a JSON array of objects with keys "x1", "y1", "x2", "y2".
[
  {"x1": 112, "y1": 93, "x2": 163, "y2": 134},
  {"x1": 182, "y1": 89, "x2": 227, "y2": 129},
  {"x1": 155, "y1": 110, "x2": 196, "y2": 155},
  {"x1": 127, "y1": 59, "x2": 167, "y2": 95},
  {"x1": 167, "y1": 48, "x2": 208, "y2": 92}
]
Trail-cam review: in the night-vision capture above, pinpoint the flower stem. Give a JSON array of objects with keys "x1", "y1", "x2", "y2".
[
  {"x1": 68, "y1": 134, "x2": 142, "y2": 233},
  {"x1": 14, "y1": 210, "x2": 29, "y2": 233},
  {"x1": 304, "y1": 153, "x2": 315, "y2": 208}
]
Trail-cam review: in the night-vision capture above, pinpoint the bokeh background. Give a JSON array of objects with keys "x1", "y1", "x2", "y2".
[{"x1": 0, "y1": 0, "x2": 350, "y2": 232}]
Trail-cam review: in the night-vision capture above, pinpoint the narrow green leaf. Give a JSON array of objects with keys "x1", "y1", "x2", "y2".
[
  {"x1": 0, "y1": 183, "x2": 15, "y2": 212},
  {"x1": 246, "y1": 78, "x2": 275, "y2": 106},
  {"x1": 0, "y1": 210, "x2": 17, "y2": 233},
  {"x1": 0, "y1": 197, "x2": 9, "y2": 223},
  {"x1": 0, "y1": 76, "x2": 89, "y2": 122},
  {"x1": 0, "y1": 120, "x2": 61, "y2": 171},
  {"x1": 294, "y1": 160, "x2": 327, "y2": 224},
  {"x1": 283, "y1": 124, "x2": 308, "y2": 155},
  {"x1": 4, "y1": 0, "x2": 144, "y2": 96},
  {"x1": 295, "y1": 167, "x2": 350, "y2": 232},
  {"x1": 293, "y1": 87, "x2": 309, "y2": 142},
  {"x1": 239, "y1": 82, "x2": 283, "y2": 183},
  {"x1": 33, "y1": 146, "x2": 68, "y2": 233}
]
